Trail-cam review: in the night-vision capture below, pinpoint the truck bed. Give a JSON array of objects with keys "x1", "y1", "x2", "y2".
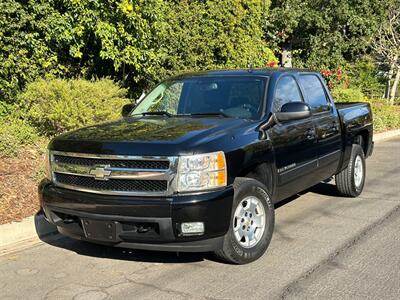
[
  {"x1": 336, "y1": 102, "x2": 372, "y2": 124},
  {"x1": 336, "y1": 101, "x2": 373, "y2": 164}
]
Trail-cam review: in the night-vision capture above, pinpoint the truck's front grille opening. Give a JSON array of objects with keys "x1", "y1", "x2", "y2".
[
  {"x1": 53, "y1": 155, "x2": 170, "y2": 170},
  {"x1": 50, "y1": 152, "x2": 175, "y2": 195},
  {"x1": 54, "y1": 173, "x2": 168, "y2": 192}
]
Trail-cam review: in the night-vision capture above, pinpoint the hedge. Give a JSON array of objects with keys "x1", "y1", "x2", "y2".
[{"x1": 19, "y1": 78, "x2": 130, "y2": 136}]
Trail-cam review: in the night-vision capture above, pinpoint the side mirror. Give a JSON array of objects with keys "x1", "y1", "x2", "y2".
[
  {"x1": 121, "y1": 103, "x2": 135, "y2": 117},
  {"x1": 275, "y1": 102, "x2": 311, "y2": 122}
]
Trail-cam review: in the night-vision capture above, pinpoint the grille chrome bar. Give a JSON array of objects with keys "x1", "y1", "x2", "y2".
[
  {"x1": 52, "y1": 163, "x2": 170, "y2": 181},
  {"x1": 53, "y1": 154, "x2": 170, "y2": 170},
  {"x1": 50, "y1": 151, "x2": 177, "y2": 196}
]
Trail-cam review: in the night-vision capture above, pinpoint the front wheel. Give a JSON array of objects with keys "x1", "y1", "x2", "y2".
[
  {"x1": 335, "y1": 144, "x2": 366, "y2": 197},
  {"x1": 214, "y1": 178, "x2": 275, "y2": 264}
]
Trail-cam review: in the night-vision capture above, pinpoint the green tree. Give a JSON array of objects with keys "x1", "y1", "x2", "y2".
[
  {"x1": 0, "y1": 0, "x2": 69, "y2": 103},
  {"x1": 158, "y1": 0, "x2": 275, "y2": 80},
  {"x1": 62, "y1": 0, "x2": 276, "y2": 94},
  {"x1": 58, "y1": 0, "x2": 167, "y2": 95},
  {"x1": 372, "y1": 1, "x2": 400, "y2": 103},
  {"x1": 0, "y1": 0, "x2": 276, "y2": 104},
  {"x1": 266, "y1": 0, "x2": 389, "y2": 69}
]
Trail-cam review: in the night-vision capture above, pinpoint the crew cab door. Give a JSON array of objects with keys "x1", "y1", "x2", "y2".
[
  {"x1": 269, "y1": 75, "x2": 318, "y2": 200},
  {"x1": 298, "y1": 74, "x2": 341, "y2": 181}
]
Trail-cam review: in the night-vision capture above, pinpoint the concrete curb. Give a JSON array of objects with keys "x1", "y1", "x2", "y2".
[
  {"x1": 373, "y1": 129, "x2": 400, "y2": 142},
  {"x1": 0, "y1": 213, "x2": 57, "y2": 249},
  {"x1": 0, "y1": 128, "x2": 399, "y2": 250}
]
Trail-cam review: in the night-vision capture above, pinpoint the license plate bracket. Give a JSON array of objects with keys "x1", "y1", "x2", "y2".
[{"x1": 81, "y1": 219, "x2": 118, "y2": 242}]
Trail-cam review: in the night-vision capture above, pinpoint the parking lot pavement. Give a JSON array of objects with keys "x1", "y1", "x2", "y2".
[{"x1": 0, "y1": 137, "x2": 399, "y2": 300}]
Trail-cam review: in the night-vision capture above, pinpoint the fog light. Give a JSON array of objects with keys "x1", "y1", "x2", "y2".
[{"x1": 181, "y1": 222, "x2": 204, "y2": 235}]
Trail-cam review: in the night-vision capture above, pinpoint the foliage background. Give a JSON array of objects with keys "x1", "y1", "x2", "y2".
[
  {"x1": 0, "y1": 0, "x2": 273, "y2": 102},
  {"x1": 0, "y1": 0, "x2": 399, "y2": 157}
]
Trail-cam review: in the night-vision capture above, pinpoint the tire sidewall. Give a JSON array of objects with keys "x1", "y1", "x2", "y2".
[
  {"x1": 350, "y1": 145, "x2": 366, "y2": 195},
  {"x1": 224, "y1": 179, "x2": 275, "y2": 264}
]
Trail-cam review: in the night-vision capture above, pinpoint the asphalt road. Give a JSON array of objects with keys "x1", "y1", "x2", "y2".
[{"x1": 1, "y1": 137, "x2": 399, "y2": 300}]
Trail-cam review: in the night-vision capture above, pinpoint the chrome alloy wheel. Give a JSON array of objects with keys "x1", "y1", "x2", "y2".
[
  {"x1": 233, "y1": 196, "x2": 266, "y2": 248},
  {"x1": 354, "y1": 155, "x2": 363, "y2": 188}
]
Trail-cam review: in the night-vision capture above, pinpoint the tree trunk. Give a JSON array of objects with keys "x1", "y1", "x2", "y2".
[
  {"x1": 386, "y1": 56, "x2": 398, "y2": 100},
  {"x1": 385, "y1": 79, "x2": 391, "y2": 99},
  {"x1": 386, "y1": 63, "x2": 395, "y2": 99},
  {"x1": 281, "y1": 44, "x2": 292, "y2": 68},
  {"x1": 389, "y1": 66, "x2": 400, "y2": 105}
]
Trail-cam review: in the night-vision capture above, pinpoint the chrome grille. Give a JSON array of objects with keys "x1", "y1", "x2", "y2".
[
  {"x1": 53, "y1": 155, "x2": 170, "y2": 170},
  {"x1": 50, "y1": 151, "x2": 177, "y2": 196}
]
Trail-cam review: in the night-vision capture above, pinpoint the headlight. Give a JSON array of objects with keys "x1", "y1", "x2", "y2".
[
  {"x1": 177, "y1": 151, "x2": 227, "y2": 192},
  {"x1": 45, "y1": 150, "x2": 52, "y2": 180}
]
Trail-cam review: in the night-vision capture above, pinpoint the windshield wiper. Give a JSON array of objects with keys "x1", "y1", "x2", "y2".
[
  {"x1": 190, "y1": 112, "x2": 230, "y2": 118},
  {"x1": 141, "y1": 111, "x2": 173, "y2": 117}
]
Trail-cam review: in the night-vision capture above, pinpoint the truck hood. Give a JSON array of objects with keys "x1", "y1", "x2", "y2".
[{"x1": 49, "y1": 116, "x2": 257, "y2": 156}]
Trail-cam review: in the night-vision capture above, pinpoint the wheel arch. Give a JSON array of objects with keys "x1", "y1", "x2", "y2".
[
  {"x1": 354, "y1": 129, "x2": 370, "y2": 156},
  {"x1": 235, "y1": 162, "x2": 276, "y2": 201}
]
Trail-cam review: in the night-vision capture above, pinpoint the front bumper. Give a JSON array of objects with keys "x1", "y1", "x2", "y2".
[{"x1": 38, "y1": 180, "x2": 234, "y2": 252}]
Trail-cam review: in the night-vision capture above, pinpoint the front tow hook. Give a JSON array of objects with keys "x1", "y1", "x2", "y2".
[{"x1": 137, "y1": 226, "x2": 149, "y2": 233}]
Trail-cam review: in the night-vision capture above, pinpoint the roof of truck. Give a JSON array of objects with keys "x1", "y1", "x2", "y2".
[{"x1": 170, "y1": 68, "x2": 317, "y2": 80}]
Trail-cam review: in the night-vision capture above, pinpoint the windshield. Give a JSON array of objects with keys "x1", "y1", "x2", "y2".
[{"x1": 131, "y1": 76, "x2": 267, "y2": 120}]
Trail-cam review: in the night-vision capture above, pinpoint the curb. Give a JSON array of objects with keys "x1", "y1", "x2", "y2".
[
  {"x1": 0, "y1": 213, "x2": 57, "y2": 249},
  {"x1": 373, "y1": 129, "x2": 400, "y2": 142},
  {"x1": 0, "y1": 129, "x2": 399, "y2": 251}
]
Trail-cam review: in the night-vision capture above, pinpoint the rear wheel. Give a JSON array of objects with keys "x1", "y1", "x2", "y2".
[
  {"x1": 335, "y1": 144, "x2": 366, "y2": 197},
  {"x1": 214, "y1": 178, "x2": 274, "y2": 264}
]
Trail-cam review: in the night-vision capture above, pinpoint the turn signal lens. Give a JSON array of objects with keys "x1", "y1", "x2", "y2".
[{"x1": 177, "y1": 151, "x2": 227, "y2": 192}]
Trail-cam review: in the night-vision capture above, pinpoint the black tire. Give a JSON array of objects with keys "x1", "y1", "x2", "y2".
[
  {"x1": 335, "y1": 144, "x2": 366, "y2": 197},
  {"x1": 214, "y1": 178, "x2": 275, "y2": 264}
]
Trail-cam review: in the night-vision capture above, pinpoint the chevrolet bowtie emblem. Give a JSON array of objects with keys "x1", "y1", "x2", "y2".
[{"x1": 89, "y1": 166, "x2": 112, "y2": 180}]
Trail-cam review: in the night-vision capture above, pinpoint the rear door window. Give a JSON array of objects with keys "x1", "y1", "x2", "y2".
[{"x1": 299, "y1": 75, "x2": 330, "y2": 113}]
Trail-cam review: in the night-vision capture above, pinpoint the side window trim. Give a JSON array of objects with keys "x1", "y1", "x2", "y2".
[{"x1": 273, "y1": 75, "x2": 305, "y2": 113}]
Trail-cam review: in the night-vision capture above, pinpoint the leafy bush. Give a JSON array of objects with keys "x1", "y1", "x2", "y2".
[
  {"x1": 0, "y1": 133, "x2": 19, "y2": 157},
  {"x1": 349, "y1": 57, "x2": 385, "y2": 98},
  {"x1": 367, "y1": 100, "x2": 400, "y2": 132},
  {"x1": 331, "y1": 87, "x2": 367, "y2": 102},
  {"x1": 332, "y1": 87, "x2": 400, "y2": 132},
  {"x1": 19, "y1": 78, "x2": 130, "y2": 136},
  {"x1": 0, "y1": 117, "x2": 40, "y2": 157},
  {"x1": 0, "y1": 101, "x2": 15, "y2": 118}
]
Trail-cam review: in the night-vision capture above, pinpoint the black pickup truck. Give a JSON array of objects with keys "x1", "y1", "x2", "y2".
[{"x1": 39, "y1": 68, "x2": 373, "y2": 264}]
